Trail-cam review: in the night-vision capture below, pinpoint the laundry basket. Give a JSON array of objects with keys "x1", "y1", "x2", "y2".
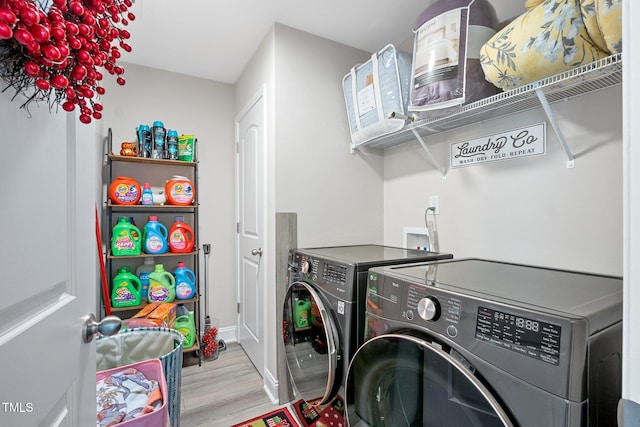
[
  {"x1": 96, "y1": 327, "x2": 184, "y2": 427},
  {"x1": 97, "y1": 358, "x2": 168, "y2": 426}
]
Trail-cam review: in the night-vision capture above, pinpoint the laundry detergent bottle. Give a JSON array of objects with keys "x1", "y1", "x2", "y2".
[
  {"x1": 165, "y1": 175, "x2": 195, "y2": 205},
  {"x1": 294, "y1": 298, "x2": 311, "y2": 328},
  {"x1": 136, "y1": 257, "x2": 155, "y2": 301},
  {"x1": 143, "y1": 215, "x2": 168, "y2": 254},
  {"x1": 147, "y1": 264, "x2": 176, "y2": 303},
  {"x1": 111, "y1": 266, "x2": 142, "y2": 308},
  {"x1": 175, "y1": 305, "x2": 196, "y2": 348},
  {"x1": 168, "y1": 216, "x2": 195, "y2": 253},
  {"x1": 141, "y1": 182, "x2": 154, "y2": 205},
  {"x1": 111, "y1": 216, "x2": 142, "y2": 256},
  {"x1": 174, "y1": 262, "x2": 196, "y2": 300}
]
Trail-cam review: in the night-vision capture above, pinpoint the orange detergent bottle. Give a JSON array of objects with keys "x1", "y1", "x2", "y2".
[
  {"x1": 168, "y1": 216, "x2": 195, "y2": 253},
  {"x1": 165, "y1": 175, "x2": 195, "y2": 205},
  {"x1": 109, "y1": 176, "x2": 141, "y2": 205}
]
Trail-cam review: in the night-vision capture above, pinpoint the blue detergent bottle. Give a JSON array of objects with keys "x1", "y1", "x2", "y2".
[
  {"x1": 167, "y1": 130, "x2": 179, "y2": 160},
  {"x1": 152, "y1": 121, "x2": 166, "y2": 159},
  {"x1": 143, "y1": 215, "x2": 168, "y2": 254},
  {"x1": 174, "y1": 261, "x2": 196, "y2": 300}
]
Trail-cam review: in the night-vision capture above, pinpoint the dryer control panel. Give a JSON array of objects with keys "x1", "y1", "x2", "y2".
[
  {"x1": 475, "y1": 306, "x2": 561, "y2": 365},
  {"x1": 289, "y1": 252, "x2": 356, "y2": 301}
]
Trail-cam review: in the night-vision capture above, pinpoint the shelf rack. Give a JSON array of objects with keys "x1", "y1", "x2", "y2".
[
  {"x1": 352, "y1": 53, "x2": 622, "y2": 175},
  {"x1": 104, "y1": 129, "x2": 202, "y2": 362}
]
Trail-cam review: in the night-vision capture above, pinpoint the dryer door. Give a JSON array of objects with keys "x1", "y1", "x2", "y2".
[
  {"x1": 346, "y1": 333, "x2": 514, "y2": 427},
  {"x1": 282, "y1": 281, "x2": 342, "y2": 405}
]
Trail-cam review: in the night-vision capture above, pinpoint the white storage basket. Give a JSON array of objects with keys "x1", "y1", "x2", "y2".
[{"x1": 342, "y1": 44, "x2": 412, "y2": 146}]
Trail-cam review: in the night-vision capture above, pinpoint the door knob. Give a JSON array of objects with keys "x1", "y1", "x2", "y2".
[
  {"x1": 251, "y1": 248, "x2": 263, "y2": 256},
  {"x1": 82, "y1": 314, "x2": 122, "y2": 343}
]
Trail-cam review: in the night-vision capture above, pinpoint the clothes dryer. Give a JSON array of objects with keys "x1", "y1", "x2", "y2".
[
  {"x1": 282, "y1": 245, "x2": 452, "y2": 406},
  {"x1": 347, "y1": 258, "x2": 622, "y2": 426}
]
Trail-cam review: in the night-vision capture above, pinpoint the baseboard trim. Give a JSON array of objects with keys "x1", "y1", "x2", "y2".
[
  {"x1": 216, "y1": 325, "x2": 237, "y2": 344},
  {"x1": 263, "y1": 368, "x2": 279, "y2": 404}
]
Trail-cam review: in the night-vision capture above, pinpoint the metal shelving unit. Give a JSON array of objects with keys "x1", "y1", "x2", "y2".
[
  {"x1": 104, "y1": 128, "x2": 202, "y2": 365},
  {"x1": 352, "y1": 53, "x2": 622, "y2": 174}
]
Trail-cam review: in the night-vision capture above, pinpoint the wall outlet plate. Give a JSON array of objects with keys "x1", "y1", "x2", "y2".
[{"x1": 428, "y1": 195, "x2": 440, "y2": 214}]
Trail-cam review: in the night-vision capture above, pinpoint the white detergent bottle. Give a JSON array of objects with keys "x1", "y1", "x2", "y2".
[{"x1": 136, "y1": 257, "x2": 155, "y2": 301}]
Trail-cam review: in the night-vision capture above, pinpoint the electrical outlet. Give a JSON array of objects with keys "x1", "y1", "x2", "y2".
[{"x1": 428, "y1": 195, "x2": 440, "y2": 215}]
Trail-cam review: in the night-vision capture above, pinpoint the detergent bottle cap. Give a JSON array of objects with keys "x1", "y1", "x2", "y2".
[
  {"x1": 118, "y1": 216, "x2": 129, "y2": 223},
  {"x1": 177, "y1": 261, "x2": 186, "y2": 268},
  {"x1": 153, "y1": 121, "x2": 164, "y2": 128},
  {"x1": 154, "y1": 264, "x2": 164, "y2": 272},
  {"x1": 119, "y1": 266, "x2": 131, "y2": 273},
  {"x1": 143, "y1": 182, "x2": 151, "y2": 189},
  {"x1": 174, "y1": 216, "x2": 184, "y2": 222},
  {"x1": 149, "y1": 215, "x2": 158, "y2": 221}
]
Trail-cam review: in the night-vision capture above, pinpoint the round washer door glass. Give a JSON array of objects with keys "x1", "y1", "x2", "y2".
[
  {"x1": 282, "y1": 281, "x2": 341, "y2": 405},
  {"x1": 346, "y1": 334, "x2": 513, "y2": 427}
]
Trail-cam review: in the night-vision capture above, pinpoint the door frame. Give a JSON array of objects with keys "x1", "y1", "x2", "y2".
[{"x1": 235, "y1": 84, "x2": 268, "y2": 375}]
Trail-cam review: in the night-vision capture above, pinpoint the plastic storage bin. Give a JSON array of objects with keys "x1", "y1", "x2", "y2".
[
  {"x1": 97, "y1": 358, "x2": 168, "y2": 427},
  {"x1": 96, "y1": 327, "x2": 184, "y2": 427},
  {"x1": 342, "y1": 44, "x2": 412, "y2": 147}
]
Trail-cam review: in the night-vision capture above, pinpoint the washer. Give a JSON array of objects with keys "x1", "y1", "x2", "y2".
[
  {"x1": 282, "y1": 245, "x2": 453, "y2": 406},
  {"x1": 346, "y1": 258, "x2": 623, "y2": 426}
]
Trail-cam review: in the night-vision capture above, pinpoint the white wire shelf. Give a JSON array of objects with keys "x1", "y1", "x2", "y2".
[{"x1": 354, "y1": 53, "x2": 622, "y2": 151}]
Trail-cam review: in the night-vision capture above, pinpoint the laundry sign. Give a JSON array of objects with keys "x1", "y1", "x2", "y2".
[{"x1": 450, "y1": 123, "x2": 546, "y2": 168}]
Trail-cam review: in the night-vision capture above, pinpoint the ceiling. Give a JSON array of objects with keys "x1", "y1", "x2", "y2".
[{"x1": 123, "y1": 0, "x2": 524, "y2": 84}]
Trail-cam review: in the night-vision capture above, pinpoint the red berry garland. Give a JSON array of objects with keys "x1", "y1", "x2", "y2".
[
  {"x1": 0, "y1": 0, "x2": 134, "y2": 124},
  {"x1": 202, "y1": 327, "x2": 218, "y2": 360}
]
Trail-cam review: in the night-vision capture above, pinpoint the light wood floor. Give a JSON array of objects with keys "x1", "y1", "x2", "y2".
[{"x1": 180, "y1": 343, "x2": 283, "y2": 427}]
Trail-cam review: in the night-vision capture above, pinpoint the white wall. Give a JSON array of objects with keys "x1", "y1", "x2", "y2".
[
  {"x1": 101, "y1": 64, "x2": 238, "y2": 330},
  {"x1": 273, "y1": 24, "x2": 384, "y2": 247},
  {"x1": 234, "y1": 23, "x2": 384, "y2": 399},
  {"x1": 384, "y1": 86, "x2": 622, "y2": 276}
]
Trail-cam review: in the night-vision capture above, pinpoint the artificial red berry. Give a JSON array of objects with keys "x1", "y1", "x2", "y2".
[{"x1": 0, "y1": 22, "x2": 12, "y2": 39}]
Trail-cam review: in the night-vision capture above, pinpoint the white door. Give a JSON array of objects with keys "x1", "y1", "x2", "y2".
[
  {"x1": 236, "y1": 85, "x2": 267, "y2": 375},
  {"x1": 0, "y1": 93, "x2": 98, "y2": 425}
]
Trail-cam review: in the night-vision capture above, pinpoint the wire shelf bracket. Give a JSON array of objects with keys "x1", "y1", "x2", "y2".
[
  {"x1": 534, "y1": 87, "x2": 575, "y2": 168},
  {"x1": 411, "y1": 127, "x2": 447, "y2": 181}
]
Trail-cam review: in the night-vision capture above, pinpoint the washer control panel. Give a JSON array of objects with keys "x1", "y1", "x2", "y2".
[
  {"x1": 366, "y1": 269, "x2": 566, "y2": 366},
  {"x1": 407, "y1": 284, "x2": 461, "y2": 325},
  {"x1": 475, "y1": 306, "x2": 561, "y2": 365}
]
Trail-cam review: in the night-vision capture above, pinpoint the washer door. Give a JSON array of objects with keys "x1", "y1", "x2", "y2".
[
  {"x1": 282, "y1": 281, "x2": 342, "y2": 405},
  {"x1": 346, "y1": 333, "x2": 514, "y2": 427}
]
